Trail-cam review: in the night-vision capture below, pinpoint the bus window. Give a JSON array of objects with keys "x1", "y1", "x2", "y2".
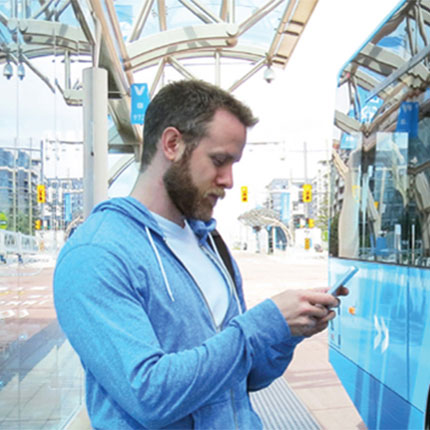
[
  {"x1": 334, "y1": 137, "x2": 363, "y2": 259},
  {"x1": 408, "y1": 115, "x2": 430, "y2": 266},
  {"x1": 372, "y1": 132, "x2": 409, "y2": 263},
  {"x1": 333, "y1": 131, "x2": 409, "y2": 263}
]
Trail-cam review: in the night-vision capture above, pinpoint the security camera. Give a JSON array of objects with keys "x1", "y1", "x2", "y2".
[
  {"x1": 3, "y1": 63, "x2": 13, "y2": 80},
  {"x1": 17, "y1": 63, "x2": 25, "y2": 80},
  {"x1": 264, "y1": 67, "x2": 275, "y2": 84}
]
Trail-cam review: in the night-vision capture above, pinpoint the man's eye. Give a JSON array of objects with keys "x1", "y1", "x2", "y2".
[{"x1": 211, "y1": 157, "x2": 226, "y2": 167}]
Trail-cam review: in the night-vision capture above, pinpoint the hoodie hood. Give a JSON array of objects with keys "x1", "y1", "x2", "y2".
[
  {"x1": 88, "y1": 197, "x2": 220, "y2": 304},
  {"x1": 92, "y1": 197, "x2": 217, "y2": 244}
]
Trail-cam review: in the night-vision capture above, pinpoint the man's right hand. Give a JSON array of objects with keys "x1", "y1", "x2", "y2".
[{"x1": 271, "y1": 288, "x2": 347, "y2": 337}]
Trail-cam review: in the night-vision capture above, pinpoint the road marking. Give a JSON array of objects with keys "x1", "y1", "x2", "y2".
[{"x1": 0, "y1": 308, "x2": 29, "y2": 319}]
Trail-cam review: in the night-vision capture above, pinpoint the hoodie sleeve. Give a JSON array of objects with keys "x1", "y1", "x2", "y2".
[
  {"x1": 229, "y1": 256, "x2": 303, "y2": 391},
  {"x1": 54, "y1": 244, "x2": 298, "y2": 428},
  {"x1": 244, "y1": 302, "x2": 304, "y2": 392}
]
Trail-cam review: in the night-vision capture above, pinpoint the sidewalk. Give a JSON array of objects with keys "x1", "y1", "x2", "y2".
[{"x1": 233, "y1": 250, "x2": 366, "y2": 430}]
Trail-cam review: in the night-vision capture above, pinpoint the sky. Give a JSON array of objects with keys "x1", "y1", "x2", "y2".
[{"x1": 213, "y1": 0, "x2": 402, "y2": 242}]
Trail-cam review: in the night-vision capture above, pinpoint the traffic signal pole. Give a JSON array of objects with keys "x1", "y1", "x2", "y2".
[
  {"x1": 303, "y1": 141, "x2": 308, "y2": 219},
  {"x1": 303, "y1": 142, "x2": 310, "y2": 249}
]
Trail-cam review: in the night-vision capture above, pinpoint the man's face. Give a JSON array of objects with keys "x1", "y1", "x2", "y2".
[{"x1": 163, "y1": 109, "x2": 247, "y2": 221}]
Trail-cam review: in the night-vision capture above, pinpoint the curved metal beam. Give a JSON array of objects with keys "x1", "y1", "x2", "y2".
[
  {"x1": 108, "y1": 154, "x2": 136, "y2": 186},
  {"x1": 126, "y1": 23, "x2": 239, "y2": 71}
]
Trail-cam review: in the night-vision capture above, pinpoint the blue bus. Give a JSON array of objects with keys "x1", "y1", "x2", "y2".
[{"x1": 329, "y1": 1, "x2": 430, "y2": 428}]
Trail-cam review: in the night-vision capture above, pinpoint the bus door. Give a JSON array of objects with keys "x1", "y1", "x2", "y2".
[
  {"x1": 329, "y1": 1, "x2": 430, "y2": 426},
  {"x1": 354, "y1": 131, "x2": 409, "y2": 405},
  {"x1": 330, "y1": 127, "x2": 410, "y2": 427},
  {"x1": 406, "y1": 115, "x2": 430, "y2": 420}
]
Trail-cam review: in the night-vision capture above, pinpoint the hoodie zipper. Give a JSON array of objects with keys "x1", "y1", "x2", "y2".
[
  {"x1": 161, "y1": 237, "x2": 240, "y2": 429},
  {"x1": 201, "y1": 244, "x2": 240, "y2": 430}
]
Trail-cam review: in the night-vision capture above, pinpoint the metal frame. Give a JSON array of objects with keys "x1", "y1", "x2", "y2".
[{"x1": 1, "y1": 0, "x2": 318, "y2": 160}]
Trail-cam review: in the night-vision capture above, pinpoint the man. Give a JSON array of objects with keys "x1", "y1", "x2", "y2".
[{"x1": 54, "y1": 79, "x2": 344, "y2": 429}]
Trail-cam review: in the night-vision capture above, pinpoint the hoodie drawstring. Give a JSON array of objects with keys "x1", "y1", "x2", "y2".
[{"x1": 145, "y1": 226, "x2": 175, "y2": 302}]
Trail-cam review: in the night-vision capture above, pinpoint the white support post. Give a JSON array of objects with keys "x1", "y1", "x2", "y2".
[{"x1": 83, "y1": 67, "x2": 108, "y2": 219}]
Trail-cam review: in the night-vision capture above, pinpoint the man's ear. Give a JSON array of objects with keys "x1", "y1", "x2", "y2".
[{"x1": 161, "y1": 127, "x2": 185, "y2": 162}]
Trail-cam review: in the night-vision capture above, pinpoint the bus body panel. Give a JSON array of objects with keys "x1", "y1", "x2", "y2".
[
  {"x1": 408, "y1": 267, "x2": 430, "y2": 413},
  {"x1": 330, "y1": 347, "x2": 424, "y2": 430},
  {"x1": 329, "y1": 258, "x2": 408, "y2": 402},
  {"x1": 329, "y1": 0, "x2": 430, "y2": 426}
]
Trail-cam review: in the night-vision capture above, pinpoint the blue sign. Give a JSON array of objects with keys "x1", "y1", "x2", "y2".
[
  {"x1": 340, "y1": 133, "x2": 359, "y2": 150},
  {"x1": 280, "y1": 192, "x2": 290, "y2": 224},
  {"x1": 396, "y1": 101, "x2": 419, "y2": 138},
  {"x1": 131, "y1": 83, "x2": 150, "y2": 125},
  {"x1": 64, "y1": 193, "x2": 72, "y2": 222}
]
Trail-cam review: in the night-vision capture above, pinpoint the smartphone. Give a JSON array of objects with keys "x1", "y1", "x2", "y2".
[{"x1": 329, "y1": 266, "x2": 358, "y2": 296}]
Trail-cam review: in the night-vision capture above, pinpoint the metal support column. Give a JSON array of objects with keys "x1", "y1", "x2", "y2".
[{"x1": 83, "y1": 67, "x2": 108, "y2": 219}]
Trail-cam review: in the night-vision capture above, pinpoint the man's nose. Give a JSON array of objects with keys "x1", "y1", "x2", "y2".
[{"x1": 216, "y1": 165, "x2": 234, "y2": 189}]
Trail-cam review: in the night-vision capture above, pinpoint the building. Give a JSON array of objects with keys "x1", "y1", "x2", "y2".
[
  {"x1": 44, "y1": 177, "x2": 83, "y2": 231},
  {"x1": 0, "y1": 144, "x2": 83, "y2": 235},
  {"x1": 0, "y1": 146, "x2": 41, "y2": 234},
  {"x1": 312, "y1": 159, "x2": 330, "y2": 236}
]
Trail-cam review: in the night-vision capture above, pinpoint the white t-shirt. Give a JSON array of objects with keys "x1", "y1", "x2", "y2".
[{"x1": 151, "y1": 213, "x2": 229, "y2": 328}]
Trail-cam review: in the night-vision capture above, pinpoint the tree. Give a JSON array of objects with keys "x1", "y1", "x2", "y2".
[
  {"x1": 16, "y1": 212, "x2": 30, "y2": 235},
  {"x1": 316, "y1": 193, "x2": 330, "y2": 241}
]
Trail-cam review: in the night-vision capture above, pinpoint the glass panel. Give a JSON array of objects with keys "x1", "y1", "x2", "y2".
[
  {"x1": 0, "y1": 13, "x2": 85, "y2": 429},
  {"x1": 370, "y1": 132, "x2": 409, "y2": 263},
  {"x1": 332, "y1": 135, "x2": 362, "y2": 259},
  {"x1": 409, "y1": 115, "x2": 430, "y2": 267},
  {"x1": 329, "y1": 0, "x2": 430, "y2": 266},
  {"x1": 236, "y1": 1, "x2": 285, "y2": 48}
]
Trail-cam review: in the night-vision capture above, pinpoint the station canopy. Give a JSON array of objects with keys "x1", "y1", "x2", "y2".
[{"x1": 0, "y1": 0, "x2": 318, "y2": 156}]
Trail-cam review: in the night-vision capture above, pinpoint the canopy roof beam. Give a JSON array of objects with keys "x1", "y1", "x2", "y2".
[
  {"x1": 179, "y1": 0, "x2": 223, "y2": 24},
  {"x1": 127, "y1": 0, "x2": 155, "y2": 43},
  {"x1": 0, "y1": 0, "x2": 319, "y2": 156}
]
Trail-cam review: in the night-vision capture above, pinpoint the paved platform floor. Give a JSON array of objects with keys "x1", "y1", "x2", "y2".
[
  {"x1": 68, "y1": 249, "x2": 366, "y2": 430},
  {"x1": 234, "y1": 249, "x2": 366, "y2": 430},
  {"x1": 31, "y1": 247, "x2": 367, "y2": 430}
]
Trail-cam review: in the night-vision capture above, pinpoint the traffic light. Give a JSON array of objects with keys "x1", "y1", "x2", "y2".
[
  {"x1": 240, "y1": 186, "x2": 248, "y2": 203},
  {"x1": 308, "y1": 218, "x2": 315, "y2": 228},
  {"x1": 37, "y1": 184, "x2": 46, "y2": 203},
  {"x1": 303, "y1": 184, "x2": 312, "y2": 202},
  {"x1": 34, "y1": 219, "x2": 42, "y2": 230}
]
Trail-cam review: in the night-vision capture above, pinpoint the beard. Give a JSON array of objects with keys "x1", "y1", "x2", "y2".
[{"x1": 163, "y1": 155, "x2": 225, "y2": 221}]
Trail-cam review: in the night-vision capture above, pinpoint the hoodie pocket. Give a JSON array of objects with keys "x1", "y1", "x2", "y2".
[
  {"x1": 192, "y1": 398, "x2": 236, "y2": 430},
  {"x1": 191, "y1": 389, "x2": 263, "y2": 430}
]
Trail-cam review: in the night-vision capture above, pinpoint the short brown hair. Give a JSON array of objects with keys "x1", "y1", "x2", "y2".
[{"x1": 140, "y1": 79, "x2": 258, "y2": 170}]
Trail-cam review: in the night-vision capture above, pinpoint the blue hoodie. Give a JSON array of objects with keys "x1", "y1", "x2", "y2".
[{"x1": 54, "y1": 197, "x2": 302, "y2": 429}]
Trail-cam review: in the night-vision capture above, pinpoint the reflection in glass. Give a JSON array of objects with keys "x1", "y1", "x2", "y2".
[
  {"x1": 337, "y1": 136, "x2": 362, "y2": 259},
  {"x1": 0, "y1": 38, "x2": 84, "y2": 430},
  {"x1": 408, "y1": 117, "x2": 430, "y2": 266},
  {"x1": 371, "y1": 132, "x2": 408, "y2": 263}
]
